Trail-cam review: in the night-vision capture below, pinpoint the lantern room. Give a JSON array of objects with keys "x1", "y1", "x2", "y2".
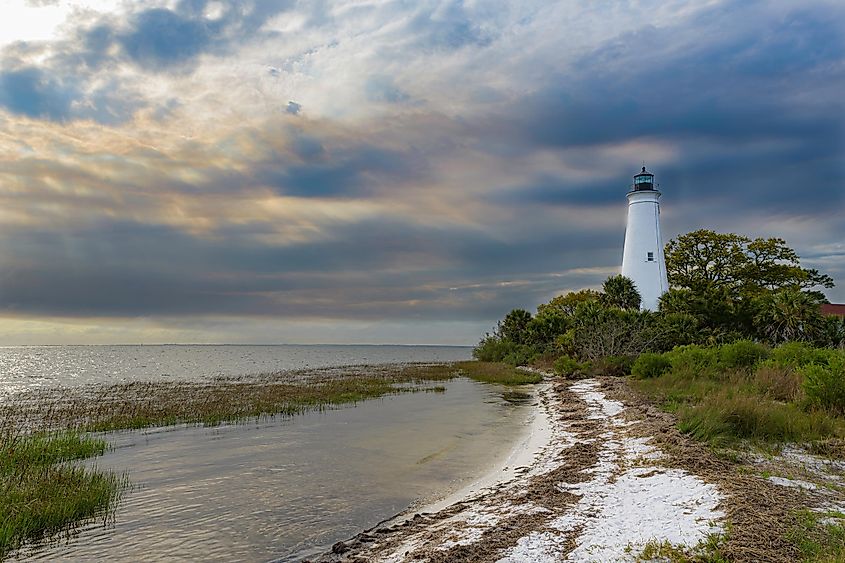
[{"x1": 632, "y1": 166, "x2": 655, "y2": 191}]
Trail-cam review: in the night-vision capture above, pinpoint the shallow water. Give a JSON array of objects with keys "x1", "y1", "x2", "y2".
[
  {"x1": 20, "y1": 378, "x2": 533, "y2": 562},
  {"x1": 0, "y1": 345, "x2": 472, "y2": 397}
]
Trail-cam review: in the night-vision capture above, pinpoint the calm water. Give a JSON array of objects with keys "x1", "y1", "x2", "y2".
[
  {"x1": 0, "y1": 345, "x2": 472, "y2": 397},
  {"x1": 3, "y1": 346, "x2": 534, "y2": 562},
  {"x1": 20, "y1": 379, "x2": 533, "y2": 562}
]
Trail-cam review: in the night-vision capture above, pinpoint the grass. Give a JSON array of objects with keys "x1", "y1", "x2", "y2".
[
  {"x1": 632, "y1": 352, "x2": 845, "y2": 451},
  {"x1": 0, "y1": 431, "x2": 125, "y2": 559},
  {"x1": 2, "y1": 362, "x2": 539, "y2": 434},
  {"x1": 452, "y1": 361, "x2": 543, "y2": 386},
  {"x1": 784, "y1": 510, "x2": 845, "y2": 561},
  {"x1": 0, "y1": 360, "x2": 538, "y2": 557},
  {"x1": 634, "y1": 533, "x2": 728, "y2": 562}
]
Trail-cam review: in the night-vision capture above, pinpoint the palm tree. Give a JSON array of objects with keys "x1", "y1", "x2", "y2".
[
  {"x1": 753, "y1": 289, "x2": 824, "y2": 344},
  {"x1": 601, "y1": 275, "x2": 642, "y2": 311}
]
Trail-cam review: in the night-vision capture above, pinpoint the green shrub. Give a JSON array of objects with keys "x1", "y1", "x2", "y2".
[
  {"x1": 719, "y1": 340, "x2": 769, "y2": 371},
  {"x1": 665, "y1": 345, "x2": 720, "y2": 374},
  {"x1": 802, "y1": 353, "x2": 845, "y2": 414},
  {"x1": 502, "y1": 344, "x2": 538, "y2": 367},
  {"x1": 768, "y1": 342, "x2": 835, "y2": 369},
  {"x1": 473, "y1": 335, "x2": 518, "y2": 362},
  {"x1": 596, "y1": 355, "x2": 636, "y2": 377},
  {"x1": 632, "y1": 353, "x2": 672, "y2": 379},
  {"x1": 554, "y1": 356, "x2": 584, "y2": 378}
]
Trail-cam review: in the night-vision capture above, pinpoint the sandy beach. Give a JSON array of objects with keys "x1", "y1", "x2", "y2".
[{"x1": 313, "y1": 373, "x2": 845, "y2": 562}]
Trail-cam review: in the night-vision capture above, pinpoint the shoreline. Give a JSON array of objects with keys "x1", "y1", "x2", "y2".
[
  {"x1": 316, "y1": 374, "x2": 845, "y2": 562},
  {"x1": 313, "y1": 376, "x2": 727, "y2": 562},
  {"x1": 396, "y1": 381, "x2": 555, "y2": 524}
]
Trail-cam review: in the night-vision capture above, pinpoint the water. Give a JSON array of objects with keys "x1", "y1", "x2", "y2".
[
  {"x1": 21, "y1": 379, "x2": 533, "y2": 562},
  {"x1": 2, "y1": 345, "x2": 534, "y2": 562},
  {"x1": 0, "y1": 345, "x2": 472, "y2": 397}
]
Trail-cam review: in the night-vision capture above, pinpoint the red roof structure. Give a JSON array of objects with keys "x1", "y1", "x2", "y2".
[{"x1": 821, "y1": 304, "x2": 845, "y2": 317}]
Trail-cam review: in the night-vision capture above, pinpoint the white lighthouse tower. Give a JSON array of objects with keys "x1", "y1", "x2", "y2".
[{"x1": 621, "y1": 166, "x2": 669, "y2": 310}]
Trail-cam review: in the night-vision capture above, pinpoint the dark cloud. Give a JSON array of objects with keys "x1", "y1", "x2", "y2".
[
  {"x1": 0, "y1": 212, "x2": 619, "y2": 321},
  {"x1": 119, "y1": 8, "x2": 216, "y2": 70},
  {"x1": 0, "y1": 0, "x2": 297, "y2": 122},
  {"x1": 114, "y1": 1, "x2": 295, "y2": 71},
  {"x1": 254, "y1": 144, "x2": 417, "y2": 197},
  {"x1": 480, "y1": 1, "x2": 844, "y2": 222},
  {"x1": 0, "y1": 67, "x2": 76, "y2": 120}
]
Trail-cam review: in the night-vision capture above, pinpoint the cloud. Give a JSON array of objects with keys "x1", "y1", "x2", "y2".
[
  {"x1": 0, "y1": 66, "x2": 76, "y2": 120},
  {"x1": 286, "y1": 100, "x2": 302, "y2": 114},
  {"x1": 0, "y1": 0, "x2": 843, "y2": 345},
  {"x1": 119, "y1": 8, "x2": 216, "y2": 70}
]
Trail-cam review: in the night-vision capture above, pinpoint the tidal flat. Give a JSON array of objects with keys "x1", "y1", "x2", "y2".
[{"x1": 1, "y1": 362, "x2": 541, "y2": 561}]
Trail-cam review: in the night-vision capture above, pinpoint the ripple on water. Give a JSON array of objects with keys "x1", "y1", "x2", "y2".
[{"x1": 22, "y1": 377, "x2": 533, "y2": 562}]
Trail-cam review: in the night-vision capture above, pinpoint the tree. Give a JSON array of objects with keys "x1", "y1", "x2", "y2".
[
  {"x1": 658, "y1": 286, "x2": 747, "y2": 335},
  {"x1": 525, "y1": 308, "x2": 569, "y2": 350},
  {"x1": 665, "y1": 230, "x2": 834, "y2": 297},
  {"x1": 743, "y1": 238, "x2": 834, "y2": 294},
  {"x1": 537, "y1": 289, "x2": 601, "y2": 318},
  {"x1": 600, "y1": 275, "x2": 641, "y2": 310},
  {"x1": 499, "y1": 309, "x2": 532, "y2": 344},
  {"x1": 569, "y1": 302, "x2": 658, "y2": 360},
  {"x1": 822, "y1": 316, "x2": 845, "y2": 350},
  {"x1": 752, "y1": 289, "x2": 826, "y2": 345},
  {"x1": 665, "y1": 230, "x2": 749, "y2": 294}
]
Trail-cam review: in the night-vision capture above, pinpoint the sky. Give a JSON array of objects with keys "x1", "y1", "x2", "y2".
[{"x1": 0, "y1": 0, "x2": 842, "y2": 345}]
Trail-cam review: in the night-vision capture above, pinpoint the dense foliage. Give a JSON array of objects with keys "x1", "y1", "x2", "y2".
[{"x1": 474, "y1": 230, "x2": 842, "y2": 373}]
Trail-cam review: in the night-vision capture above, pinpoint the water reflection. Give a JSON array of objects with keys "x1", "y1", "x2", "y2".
[{"x1": 24, "y1": 378, "x2": 532, "y2": 562}]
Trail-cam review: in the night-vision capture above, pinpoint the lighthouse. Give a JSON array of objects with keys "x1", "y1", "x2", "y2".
[{"x1": 621, "y1": 166, "x2": 669, "y2": 310}]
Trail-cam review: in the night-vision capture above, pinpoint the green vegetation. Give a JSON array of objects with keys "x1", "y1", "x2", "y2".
[
  {"x1": 631, "y1": 353, "x2": 672, "y2": 379},
  {"x1": 452, "y1": 361, "x2": 543, "y2": 385},
  {"x1": 475, "y1": 229, "x2": 842, "y2": 374},
  {"x1": 3, "y1": 363, "x2": 538, "y2": 435},
  {"x1": 634, "y1": 533, "x2": 728, "y2": 562},
  {"x1": 474, "y1": 229, "x2": 845, "y2": 450},
  {"x1": 0, "y1": 430, "x2": 125, "y2": 559},
  {"x1": 633, "y1": 342, "x2": 845, "y2": 448},
  {"x1": 474, "y1": 230, "x2": 845, "y2": 384},
  {"x1": 785, "y1": 510, "x2": 845, "y2": 561},
  {"x1": 802, "y1": 354, "x2": 845, "y2": 415}
]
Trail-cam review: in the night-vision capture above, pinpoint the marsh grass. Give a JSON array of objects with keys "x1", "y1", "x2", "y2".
[
  {"x1": 452, "y1": 361, "x2": 543, "y2": 385},
  {"x1": 1, "y1": 362, "x2": 536, "y2": 434},
  {"x1": 0, "y1": 360, "x2": 538, "y2": 557},
  {"x1": 0, "y1": 430, "x2": 125, "y2": 559}
]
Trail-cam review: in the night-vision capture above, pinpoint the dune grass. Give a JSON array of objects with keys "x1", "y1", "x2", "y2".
[{"x1": 631, "y1": 344, "x2": 845, "y2": 451}]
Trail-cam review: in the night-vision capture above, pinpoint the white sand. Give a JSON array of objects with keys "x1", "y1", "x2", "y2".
[
  {"x1": 358, "y1": 378, "x2": 726, "y2": 562},
  {"x1": 499, "y1": 379, "x2": 724, "y2": 562}
]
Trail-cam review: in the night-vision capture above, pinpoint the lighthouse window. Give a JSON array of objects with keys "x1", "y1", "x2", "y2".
[{"x1": 647, "y1": 252, "x2": 654, "y2": 262}]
